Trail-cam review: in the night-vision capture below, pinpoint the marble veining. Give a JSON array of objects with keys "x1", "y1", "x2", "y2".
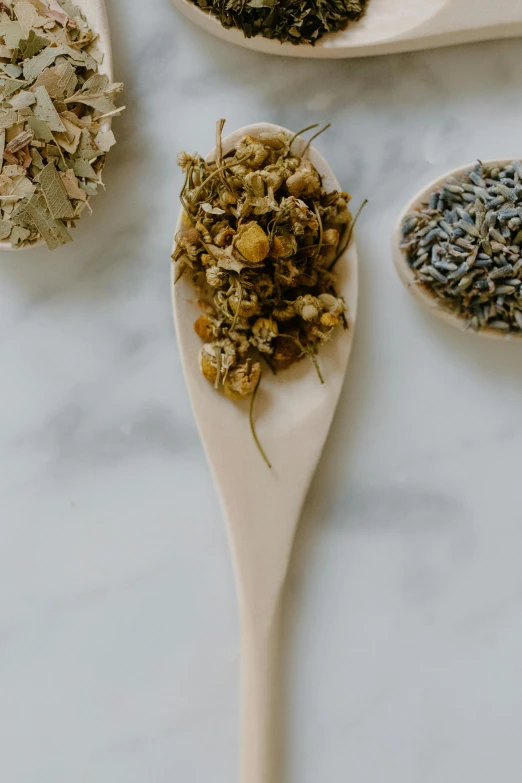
[{"x1": 1, "y1": 2, "x2": 522, "y2": 782}]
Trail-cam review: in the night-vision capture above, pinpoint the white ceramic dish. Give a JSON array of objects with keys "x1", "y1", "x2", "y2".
[
  {"x1": 172, "y1": 122, "x2": 358, "y2": 783},
  {"x1": 0, "y1": 0, "x2": 113, "y2": 251},
  {"x1": 172, "y1": 0, "x2": 522, "y2": 59}
]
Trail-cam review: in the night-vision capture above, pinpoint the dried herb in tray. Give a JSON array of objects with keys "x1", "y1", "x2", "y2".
[
  {"x1": 0, "y1": 0, "x2": 124, "y2": 249},
  {"x1": 192, "y1": 0, "x2": 369, "y2": 46}
]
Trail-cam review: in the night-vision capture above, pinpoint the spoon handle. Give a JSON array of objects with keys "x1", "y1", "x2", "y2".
[{"x1": 240, "y1": 598, "x2": 283, "y2": 783}]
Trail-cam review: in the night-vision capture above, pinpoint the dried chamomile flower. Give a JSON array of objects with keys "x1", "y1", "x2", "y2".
[
  {"x1": 280, "y1": 196, "x2": 319, "y2": 235},
  {"x1": 272, "y1": 302, "x2": 296, "y2": 322},
  {"x1": 235, "y1": 221, "x2": 270, "y2": 265},
  {"x1": 286, "y1": 161, "x2": 321, "y2": 198},
  {"x1": 271, "y1": 334, "x2": 303, "y2": 371},
  {"x1": 206, "y1": 265, "x2": 228, "y2": 288},
  {"x1": 250, "y1": 317, "x2": 278, "y2": 354},
  {"x1": 271, "y1": 233, "x2": 297, "y2": 259},
  {"x1": 319, "y1": 293, "x2": 345, "y2": 315},
  {"x1": 235, "y1": 136, "x2": 268, "y2": 170},
  {"x1": 223, "y1": 360, "x2": 261, "y2": 401},
  {"x1": 173, "y1": 120, "x2": 361, "y2": 467},
  {"x1": 177, "y1": 151, "x2": 199, "y2": 171},
  {"x1": 194, "y1": 314, "x2": 219, "y2": 341},
  {"x1": 295, "y1": 294, "x2": 321, "y2": 322},
  {"x1": 228, "y1": 287, "x2": 259, "y2": 319},
  {"x1": 321, "y1": 312, "x2": 341, "y2": 328},
  {"x1": 0, "y1": 0, "x2": 124, "y2": 249}
]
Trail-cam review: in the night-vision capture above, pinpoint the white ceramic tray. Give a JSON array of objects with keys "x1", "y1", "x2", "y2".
[{"x1": 172, "y1": 0, "x2": 522, "y2": 59}]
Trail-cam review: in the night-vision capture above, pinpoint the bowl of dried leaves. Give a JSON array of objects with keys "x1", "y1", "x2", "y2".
[
  {"x1": 172, "y1": 121, "x2": 362, "y2": 467},
  {"x1": 0, "y1": 0, "x2": 123, "y2": 251},
  {"x1": 395, "y1": 159, "x2": 522, "y2": 340},
  {"x1": 172, "y1": 0, "x2": 370, "y2": 54},
  {"x1": 171, "y1": 0, "x2": 454, "y2": 59}
]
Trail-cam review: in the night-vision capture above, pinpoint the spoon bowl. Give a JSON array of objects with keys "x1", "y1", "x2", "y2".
[
  {"x1": 0, "y1": 0, "x2": 113, "y2": 251},
  {"x1": 393, "y1": 159, "x2": 522, "y2": 341},
  {"x1": 171, "y1": 0, "x2": 522, "y2": 59},
  {"x1": 172, "y1": 122, "x2": 358, "y2": 783}
]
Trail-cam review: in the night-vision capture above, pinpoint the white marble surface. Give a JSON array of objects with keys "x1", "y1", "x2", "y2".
[{"x1": 1, "y1": 3, "x2": 522, "y2": 782}]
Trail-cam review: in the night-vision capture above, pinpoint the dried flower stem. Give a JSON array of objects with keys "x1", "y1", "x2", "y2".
[
  {"x1": 193, "y1": 152, "x2": 252, "y2": 203},
  {"x1": 214, "y1": 346, "x2": 222, "y2": 390},
  {"x1": 302, "y1": 124, "x2": 331, "y2": 159},
  {"x1": 279, "y1": 333, "x2": 325, "y2": 384},
  {"x1": 289, "y1": 123, "x2": 319, "y2": 152},
  {"x1": 313, "y1": 202, "x2": 324, "y2": 259},
  {"x1": 250, "y1": 373, "x2": 271, "y2": 469},
  {"x1": 329, "y1": 199, "x2": 368, "y2": 270}
]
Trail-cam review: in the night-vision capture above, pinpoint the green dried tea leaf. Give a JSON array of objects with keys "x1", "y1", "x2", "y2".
[
  {"x1": 60, "y1": 167, "x2": 85, "y2": 200},
  {"x1": 38, "y1": 159, "x2": 73, "y2": 218},
  {"x1": 34, "y1": 59, "x2": 76, "y2": 98},
  {"x1": 59, "y1": 43, "x2": 91, "y2": 68},
  {"x1": 10, "y1": 224, "x2": 30, "y2": 244},
  {"x1": 59, "y1": 109, "x2": 91, "y2": 128},
  {"x1": 0, "y1": 109, "x2": 18, "y2": 129},
  {"x1": 77, "y1": 126, "x2": 102, "y2": 159},
  {"x1": 14, "y1": 1, "x2": 39, "y2": 37},
  {"x1": 54, "y1": 60, "x2": 76, "y2": 96},
  {"x1": 93, "y1": 128, "x2": 115, "y2": 152},
  {"x1": 73, "y1": 157, "x2": 95, "y2": 178},
  {"x1": 12, "y1": 174, "x2": 35, "y2": 197},
  {"x1": 66, "y1": 73, "x2": 122, "y2": 116},
  {"x1": 80, "y1": 74, "x2": 109, "y2": 95},
  {"x1": 3, "y1": 164, "x2": 26, "y2": 179},
  {"x1": 0, "y1": 218, "x2": 12, "y2": 239},
  {"x1": 23, "y1": 44, "x2": 66, "y2": 82},
  {"x1": 19, "y1": 28, "x2": 48, "y2": 58},
  {"x1": 30, "y1": 145, "x2": 43, "y2": 168},
  {"x1": 58, "y1": 0, "x2": 82, "y2": 20},
  {"x1": 8, "y1": 89, "x2": 36, "y2": 108},
  {"x1": 0, "y1": 128, "x2": 5, "y2": 175},
  {"x1": 27, "y1": 114, "x2": 53, "y2": 141},
  {"x1": 80, "y1": 180, "x2": 97, "y2": 197},
  {"x1": 1, "y1": 63, "x2": 23, "y2": 79},
  {"x1": 0, "y1": 21, "x2": 24, "y2": 49},
  {"x1": 54, "y1": 116, "x2": 81, "y2": 152},
  {"x1": 25, "y1": 0, "x2": 52, "y2": 16},
  {"x1": 1, "y1": 78, "x2": 25, "y2": 98},
  {"x1": 33, "y1": 84, "x2": 65, "y2": 131},
  {"x1": 22, "y1": 192, "x2": 71, "y2": 248},
  {"x1": 88, "y1": 46, "x2": 103, "y2": 65},
  {"x1": 69, "y1": 92, "x2": 116, "y2": 116}
]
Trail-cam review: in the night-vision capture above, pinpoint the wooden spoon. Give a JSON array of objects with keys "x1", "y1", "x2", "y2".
[
  {"x1": 172, "y1": 123, "x2": 358, "y2": 783},
  {"x1": 171, "y1": 0, "x2": 522, "y2": 59},
  {"x1": 0, "y1": 0, "x2": 113, "y2": 251},
  {"x1": 392, "y1": 159, "x2": 522, "y2": 340}
]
